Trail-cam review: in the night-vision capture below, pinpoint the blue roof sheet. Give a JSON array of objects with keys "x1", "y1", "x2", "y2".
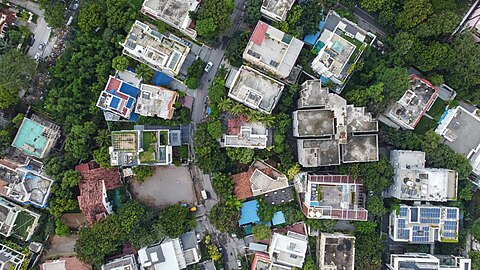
[
  {"x1": 126, "y1": 97, "x2": 134, "y2": 109},
  {"x1": 271, "y1": 211, "x2": 286, "y2": 226},
  {"x1": 109, "y1": 96, "x2": 121, "y2": 109},
  {"x1": 153, "y1": 71, "x2": 173, "y2": 86},
  {"x1": 120, "y1": 83, "x2": 140, "y2": 98},
  {"x1": 239, "y1": 200, "x2": 260, "y2": 226},
  {"x1": 303, "y1": 20, "x2": 325, "y2": 45}
]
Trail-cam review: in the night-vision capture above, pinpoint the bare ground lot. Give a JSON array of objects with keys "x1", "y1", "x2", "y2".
[
  {"x1": 130, "y1": 166, "x2": 196, "y2": 208},
  {"x1": 44, "y1": 235, "x2": 78, "y2": 259}
]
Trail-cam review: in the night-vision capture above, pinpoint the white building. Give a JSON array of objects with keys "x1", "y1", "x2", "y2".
[
  {"x1": 387, "y1": 253, "x2": 471, "y2": 270},
  {"x1": 318, "y1": 233, "x2": 355, "y2": 270},
  {"x1": 268, "y1": 231, "x2": 308, "y2": 268},
  {"x1": 260, "y1": 0, "x2": 296, "y2": 21},
  {"x1": 0, "y1": 198, "x2": 40, "y2": 241},
  {"x1": 102, "y1": 254, "x2": 138, "y2": 270}
]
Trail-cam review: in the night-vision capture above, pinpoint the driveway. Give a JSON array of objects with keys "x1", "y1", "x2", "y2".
[
  {"x1": 130, "y1": 166, "x2": 196, "y2": 208},
  {"x1": 28, "y1": 17, "x2": 51, "y2": 58},
  {"x1": 44, "y1": 235, "x2": 78, "y2": 259}
]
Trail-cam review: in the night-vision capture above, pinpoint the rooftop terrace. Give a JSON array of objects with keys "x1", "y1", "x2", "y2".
[
  {"x1": 243, "y1": 21, "x2": 303, "y2": 78},
  {"x1": 222, "y1": 115, "x2": 269, "y2": 149},
  {"x1": 0, "y1": 197, "x2": 40, "y2": 241},
  {"x1": 389, "y1": 205, "x2": 459, "y2": 244},
  {"x1": 386, "y1": 150, "x2": 458, "y2": 202},
  {"x1": 135, "y1": 84, "x2": 178, "y2": 119},
  {"x1": 96, "y1": 76, "x2": 140, "y2": 121},
  {"x1": 141, "y1": 0, "x2": 199, "y2": 38},
  {"x1": 122, "y1": 21, "x2": 190, "y2": 76},
  {"x1": 11, "y1": 115, "x2": 60, "y2": 159},
  {"x1": 387, "y1": 75, "x2": 438, "y2": 130},
  {"x1": 318, "y1": 233, "x2": 355, "y2": 270},
  {"x1": 228, "y1": 66, "x2": 285, "y2": 114}
]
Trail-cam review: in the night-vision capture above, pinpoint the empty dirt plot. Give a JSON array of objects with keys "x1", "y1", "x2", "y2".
[{"x1": 130, "y1": 166, "x2": 196, "y2": 208}]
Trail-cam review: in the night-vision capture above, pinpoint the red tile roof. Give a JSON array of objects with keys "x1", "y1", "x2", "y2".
[
  {"x1": 76, "y1": 163, "x2": 122, "y2": 225},
  {"x1": 233, "y1": 168, "x2": 255, "y2": 200},
  {"x1": 252, "y1": 22, "x2": 268, "y2": 45},
  {"x1": 41, "y1": 257, "x2": 92, "y2": 270},
  {"x1": 227, "y1": 115, "x2": 249, "y2": 135}
]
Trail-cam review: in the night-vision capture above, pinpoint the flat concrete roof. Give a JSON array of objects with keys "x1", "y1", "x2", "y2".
[
  {"x1": 243, "y1": 21, "x2": 303, "y2": 78},
  {"x1": 298, "y1": 139, "x2": 341, "y2": 167},
  {"x1": 318, "y1": 233, "x2": 355, "y2": 270},
  {"x1": 341, "y1": 134, "x2": 379, "y2": 163},
  {"x1": 293, "y1": 109, "x2": 335, "y2": 137},
  {"x1": 135, "y1": 84, "x2": 178, "y2": 119},
  {"x1": 142, "y1": 0, "x2": 198, "y2": 30},
  {"x1": 223, "y1": 120, "x2": 268, "y2": 149},
  {"x1": 261, "y1": 0, "x2": 296, "y2": 21},
  {"x1": 388, "y1": 76, "x2": 438, "y2": 129},
  {"x1": 228, "y1": 65, "x2": 284, "y2": 114},
  {"x1": 346, "y1": 106, "x2": 378, "y2": 133},
  {"x1": 297, "y1": 80, "x2": 329, "y2": 108}
]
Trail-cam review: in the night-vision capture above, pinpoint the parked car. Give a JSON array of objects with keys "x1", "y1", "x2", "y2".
[
  {"x1": 38, "y1": 42, "x2": 45, "y2": 51},
  {"x1": 33, "y1": 53, "x2": 41, "y2": 61},
  {"x1": 237, "y1": 259, "x2": 242, "y2": 267},
  {"x1": 201, "y1": 190, "x2": 208, "y2": 200},
  {"x1": 27, "y1": 34, "x2": 35, "y2": 46},
  {"x1": 196, "y1": 233, "x2": 201, "y2": 242},
  {"x1": 204, "y1": 62, "x2": 213, "y2": 72}
]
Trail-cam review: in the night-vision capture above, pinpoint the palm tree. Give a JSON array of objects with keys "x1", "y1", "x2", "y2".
[
  {"x1": 247, "y1": 110, "x2": 261, "y2": 122},
  {"x1": 135, "y1": 63, "x2": 154, "y2": 82},
  {"x1": 95, "y1": 129, "x2": 111, "y2": 147},
  {"x1": 258, "y1": 113, "x2": 276, "y2": 127},
  {"x1": 230, "y1": 103, "x2": 244, "y2": 116},
  {"x1": 217, "y1": 98, "x2": 233, "y2": 112}
]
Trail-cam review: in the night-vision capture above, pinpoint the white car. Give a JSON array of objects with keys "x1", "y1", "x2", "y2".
[
  {"x1": 33, "y1": 53, "x2": 41, "y2": 62},
  {"x1": 204, "y1": 62, "x2": 213, "y2": 72},
  {"x1": 237, "y1": 259, "x2": 242, "y2": 267}
]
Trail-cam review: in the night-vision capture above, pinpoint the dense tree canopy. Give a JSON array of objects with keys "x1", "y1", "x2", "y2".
[
  {"x1": 244, "y1": 0, "x2": 262, "y2": 25},
  {"x1": 78, "y1": 3, "x2": 105, "y2": 32},
  {"x1": 156, "y1": 204, "x2": 196, "y2": 238},
  {"x1": 195, "y1": 0, "x2": 234, "y2": 40},
  {"x1": 252, "y1": 224, "x2": 271, "y2": 240}
]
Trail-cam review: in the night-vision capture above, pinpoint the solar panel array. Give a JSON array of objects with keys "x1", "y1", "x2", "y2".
[
  {"x1": 399, "y1": 207, "x2": 408, "y2": 217},
  {"x1": 412, "y1": 225, "x2": 430, "y2": 243},
  {"x1": 419, "y1": 207, "x2": 441, "y2": 224},
  {"x1": 446, "y1": 208, "x2": 458, "y2": 219},
  {"x1": 396, "y1": 219, "x2": 409, "y2": 239}
]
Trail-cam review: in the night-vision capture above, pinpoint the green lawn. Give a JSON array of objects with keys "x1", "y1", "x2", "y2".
[
  {"x1": 414, "y1": 116, "x2": 438, "y2": 135},
  {"x1": 143, "y1": 132, "x2": 154, "y2": 150},
  {"x1": 427, "y1": 98, "x2": 447, "y2": 121},
  {"x1": 13, "y1": 210, "x2": 36, "y2": 240}
]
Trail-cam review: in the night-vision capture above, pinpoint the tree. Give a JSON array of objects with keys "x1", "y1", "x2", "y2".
[
  {"x1": 95, "y1": 129, "x2": 111, "y2": 147},
  {"x1": 252, "y1": 224, "x2": 271, "y2": 240},
  {"x1": 366, "y1": 195, "x2": 387, "y2": 217},
  {"x1": 244, "y1": 0, "x2": 263, "y2": 25},
  {"x1": 12, "y1": 113, "x2": 24, "y2": 128},
  {"x1": 354, "y1": 220, "x2": 377, "y2": 235},
  {"x1": 257, "y1": 198, "x2": 276, "y2": 222},
  {"x1": 286, "y1": 164, "x2": 300, "y2": 180},
  {"x1": 6, "y1": 29, "x2": 23, "y2": 46},
  {"x1": 226, "y1": 147, "x2": 255, "y2": 164},
  {"x1": 207, "y1": 244, "x2": 222, "y2": 261},
  {"x1": 413, "y1": 41, "x2": 453, "y2": 72},
  {"x1": 55, "y1": 220, "x2": 70, "y2": 236},
  {"x1": 195, "y1": 0, "x2": 234, "y2": 38},
  {"x1": 395, "y1": 0, "x2": 432, "y2": 30},
  {"x1": 43, "y1": 1, "x2": 66, "y2": 28},
  {"x1": 414, "y1": 11, "x2": 459, "y2": 38},
  {"x1": 0, "y1": 130, "x2": 12, "y2": 157},
  {"x1": 304, "y1": 219, "x2": 336, "y2": 231},
  {"x1": 44, "y1": 155, "x2": 72, "y2": 179},
  {"x1": 355, "y1": 232, "x2": 383, "y2": 270},
  {"x1": 360, "y1": 0, "x2": 386, "y2": 12},
  {"x1": 135, "y1": 63, "x2": 154, "y2": 82},
  {"x1": 211, "y1": 173, "x2": 234, "y2": 201},
  {"x1": 194, "y1": 122, "x2": 227, "y2": 173},
  {"x1": 470, "y1": 251, "x2": 480, "y2": 270},
  {"x1": 105, "y1": 0, "x2": 137, "y2": 32},
  {"x1": 64, "y1": 121, "x2": 97, "y2": 161},
  {"x1": 112, "y1": 56, "x2": 129, "y2": 71},
  {"x1": 132, "y1": 166, "x2": 154, "y2": 182},
  {"x1": 217, "y1": 97, "x2": 234, "y2": 112},
  {"x1": 156, "y1": 204, "x2": 196, "y2": 238},
  {"x1": 185, "y1": 60, "x2": 205, "y2": 89},
  {"x1": 93, "y1": 146, "x2": 111, "y2": 168},
  {"x1": 225, "y1": 30, "x2": 250, "y2": 67},
  {"x1": 346, "y1": 83, "x2": 384, "y2": 107},
  {"x1": 0, "y1": 50, "x2": 36, "y2": 109},
  {"x1": 302, "y1": 256, "x2": 317, "y2": 270},
  {"x1": 209, "y1": 201, "x2": 240, "y2": 233},
  {"x1": 376, "y1": 67, "x2": 410, "y2": 101},
  {"x1": 77, "y1": 3, "x2": 105, "y2": 32},
  {"x1": 196, "y1": 18, "x2": 217, "y2": 37},
  {"x1": 360, "y1": 155, "x2": 393, "y2": 195}
]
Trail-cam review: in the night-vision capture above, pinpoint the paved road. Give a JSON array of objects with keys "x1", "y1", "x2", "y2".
[{"x1": 352, "y1": 6, "x2": 386, "y2": 37}]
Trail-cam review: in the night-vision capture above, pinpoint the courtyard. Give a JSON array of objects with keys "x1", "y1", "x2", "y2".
[{"x1": 130, "y1": 166, "x2": 196, "y2": 208}]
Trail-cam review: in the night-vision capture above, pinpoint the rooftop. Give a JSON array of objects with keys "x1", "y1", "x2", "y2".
[
  {"x1": 389, "y1": 205, "x2": 460, "y2": 244},
  {"x1": 260, "y1": 0, "x2": 296, "y2": 21},
  {"x1": 228, "y1": 66, "x2": 285, "y2": 114},
  {"x1": 222, "y1": 115, "x2": 269, "y2": 149},
  {"x1": 141, "y1": 0, "x2": 199, "y2": 38},
  {"x1": 269, "y1": 231, "x2": 308, "y2": 268},
  {"x1": 387, "y1": 253, "x2": 471, "y2": 270},
  {"x1": 102, "y1": 254, "x2": 138, "y2": 270},
  {"x1": 243, "y1": 21, "x2": 303, "y2": 78},
  {"x1": 386, "y1": 150, "x2": 458, "y2": 202},
  {"x1": 311, "y1": 10, "x2": 375, "y2": 92},
  {"x1": 121, "y1": 21, "x2": 190, "y2": 76},
  {"x1": 11, "y1": 115, "x2": 61, "y2": 159},
  {"x1": 96, "y1": 76, "x2": 140, "y2": 121},
  {"x1": 435, "y1": 106, "x2": 480, "y2": 176},
  {"x1": 76, "y1": 162, "x2": 123, "y2": 225},
  {"x1": 233, "y1": 160, "x2": 289, "y2": 200},
  {"x1": 41, "y1": 257, "x2": 92, "y2": 270},
  {"x1": 138, "y1": 240, "x2": 186, "y2": 270},
  {"x1": 293, "y1": 80, "x2": 378, "y2": 167},
  {"x1": 0, "y1": 197, "x2": 40, "y2": 241},
  {"x1": 0, "y1": 243, "x2": 26, "y2": 270},
  {"x1": 0, "y1": 159, "x2": 54, "y2": 208},
  {"x1": 318, "y1": 233, "x2": 355, "y2": 270},
  {"x1": 135, "y1": 84, "x2": 178, "y2": 119},
  {"x1": 387, "y1": 75, "x2": 438, "y2": 130},
  {"x1": 295, "y1": 173, "x2": 367, "y2": 221}
]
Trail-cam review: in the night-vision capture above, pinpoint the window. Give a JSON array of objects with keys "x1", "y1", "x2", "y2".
[{"x1": 290, "y1": 254, "x2": 298, "y2": 259}]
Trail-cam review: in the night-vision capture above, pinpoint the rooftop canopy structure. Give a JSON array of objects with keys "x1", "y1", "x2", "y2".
[
  {"x1": 0, "y1": 197, "x2": 40, "y2": 241},
  {"x1": 233, "y1": 160, "x2": 289, "y2": 201},
  {"x1": 435, "y1": 105, "x2": 480, "y2": 176},
  {"x1": 387, "y1": 253, "x2": 471, "y2": 270},
  {"x1": 318, "y1": 233, "x2": 355, "y2": 270},
  {"x1": 311, "y1": 10, "x2": 376, "y2": 93},
  {"x1": 260, "y1": 0, "x2": 296, "y2": 21},
  {"x1": 389, "y1": 205, "x2": 460, "y2": 244},
  {"x1": 227, "y1": 65, "x2": 285, "y2": 114},
  {"x1": 243, "y1": 21, "x2": 303, "y2": 79},
  {"x1": 0, "y1": 243, "x2": 27, "y2": 270},
  {"x1": 96, "y1": 76, "x2": 140, "y2": 122},
  {"x1": 385, "y1": 150, "x2": 458, "y2": 202},
  {"x1": 141, "y1": 0, "x2": 199, "y2": 39},
  {"x1": 294, "y1": 172, "x2": 368, "y2": 221},
  {"x1": 121, "y1": 21, "x2": 190, "y2": 76},
  {"x1": 0, "y1": 159, "x2": 54, "y2": 208},
  {"x1": 386, "y1": 75, "x2": 438, "y2": 130},
  {"x1": 11, "y1": 115, "x2": 60, "y2": 159},
  {"x1": 222, "y1": 115, "x2": 269, "y2": 149},
  {"x1": 135, "y1": 84, "x2": 178, "y2": 119},
  {"x1": 293, "y1": 80, "x2": 378, "y2": 167}
]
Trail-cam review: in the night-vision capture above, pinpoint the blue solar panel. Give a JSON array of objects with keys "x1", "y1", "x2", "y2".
[
  {"x1": 420, "y1": 218, "x2": 440, "y2": 224},
  {"x1": 398, "y1": 219, "x2": 406, "y2": 228},
  {"x1": 447, "y1": 209, "x2": 458, "y2": 219},
  {"x1": 442, "y1": 232, "x2": 457, "y2": 238},
  {"x1": 399, "y1": 207, "x2": 408, "y2": 217},
  {"x1": 397, "y1": 229, "x2": 409, "y2": 239},
  {"x1": 444, "y1": 221, "x2": 457, "y2": 231},
  {"x1": 420, "y1": 207, "x2": 441, "y2": 218},
  {"x1": 412, "y1": 236, "x2": 429, "y2": 242}
]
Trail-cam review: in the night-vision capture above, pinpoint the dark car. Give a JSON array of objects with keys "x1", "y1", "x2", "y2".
[{"x1": 28, "y1": 34, "x2": 35, "y2": 47}]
